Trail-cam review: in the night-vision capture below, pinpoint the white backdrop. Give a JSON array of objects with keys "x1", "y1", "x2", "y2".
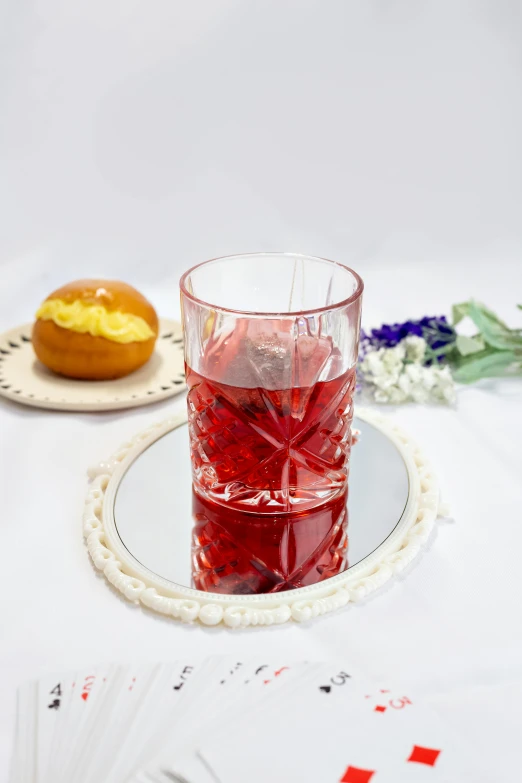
[{"x1": 1, "y1": 1, "x2": 522, "y2": 779}]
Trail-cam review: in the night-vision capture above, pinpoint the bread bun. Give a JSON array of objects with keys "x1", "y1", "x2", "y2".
[{"x1": 32, "y1": 280, "x2": 159, "y2": 380}]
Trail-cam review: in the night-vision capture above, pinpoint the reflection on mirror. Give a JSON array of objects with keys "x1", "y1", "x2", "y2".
[{"x1": 114, "y1": 418, "x2": 409, "y2": 595}]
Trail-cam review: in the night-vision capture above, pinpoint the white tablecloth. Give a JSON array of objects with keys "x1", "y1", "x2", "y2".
[{"x1": 1, "y1": 2, "x2": 522, "y2": 780}]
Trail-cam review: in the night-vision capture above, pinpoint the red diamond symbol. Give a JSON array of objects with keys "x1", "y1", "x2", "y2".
[
  {"x1": 340, "y1": 766, "x2": 375, "y2": 783},
  {"x1": 407, "y1": 745, "x2": 441, "y2": 766},
  {"x1": 374, "y1": 704, "x2": 386, "y2": 713}
]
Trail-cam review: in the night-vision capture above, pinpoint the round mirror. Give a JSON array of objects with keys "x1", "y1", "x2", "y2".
[
  {"x1": 114, "y1": 417, "x2": 409, "y2": 590},
  {"x1": 85, "y1": 408, "x2": 438, "y2": 626}
]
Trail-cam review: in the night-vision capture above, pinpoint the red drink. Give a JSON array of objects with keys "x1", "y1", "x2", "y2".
[
  {"x1": 187, "y1": 365, "x2": 356, "y2": 594},
  {"x1": 180, "y1": 252, "x2": 363, "y2": 595}
]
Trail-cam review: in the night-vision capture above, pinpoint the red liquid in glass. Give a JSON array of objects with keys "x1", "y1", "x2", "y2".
[{"x1": 186, "y1": 365, "x2": 356, "y2": 594}]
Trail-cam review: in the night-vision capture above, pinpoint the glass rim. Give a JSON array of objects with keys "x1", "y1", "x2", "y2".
[{"x1": 179, "y1": 252, "x2": 364, "y2": 317}]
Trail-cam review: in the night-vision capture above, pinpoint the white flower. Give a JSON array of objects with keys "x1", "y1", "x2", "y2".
[
  {"x1": 397, "y1": 371, "x2": 412, "y2": 395},
  {"x1": 382, "y1": 342, "x2": 406, "y2": 370},
  {"x1": 374, "y1": 388, "x2": 391, "y2": 403},
  {"x1": 387, "y1": 385, "x2": 409, "y2": 404},
  {"x1": 419, "y1": 365, "x2": 436, "y2": 390},
  {"x1": 404, "y1": 362, "x2": 424, "y2": 385},
  {"x1": 359, "y1": 339, "x2": 456, "y2": 406},
  {"x1": 361, "y1": 350, "x2": 384, "y2": 377},
  {"x1": 410, "y1": 379, "x2": 430, "y2": 404},
  {"x1": 374, "y1": 369, "x2": 400, "y2": 390},
  {"x1": 404, "y1": 335, "x2": 427, "y2": 363},
  {"x1": 430, "y1": 365, "x2": 456, "y2": 404}
]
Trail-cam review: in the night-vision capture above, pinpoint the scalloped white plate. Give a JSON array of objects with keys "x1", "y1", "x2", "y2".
[
  {"x1": 84, "y1": 408, "x2": 442, "y2": 628},
  {"x1": 0, "y1": 318, "x2": 185, "y2": 412}
]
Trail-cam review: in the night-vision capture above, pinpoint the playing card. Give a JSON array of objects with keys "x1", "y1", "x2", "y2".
[
  {"x1": 84, "y1": 665, "x2": 157, "y2": 782},
  {"x1": 9, "y1": 656, "x2": 480, "y2": 783},
  {"x1": 101, "y1": 663, "x2": 183, "y2": 783},
  {"x1": 10, "y1": 679, "x2": 38, "y2": 783},
  {"x1": 132, "y1": 658, "x2": 254, "y2": 782},
  {"x1": 197, "y1": 662, "x2": 483, "y2": 783},
  {"x1": 53, "y1": 665, "x2": 117, "y2": 783},
  {"x1": 41, "y1": 672, "x2": 79, "y2": 783},
  {"x1": 129, "y1": 656, "x2": 246, "y2": 781},
  {"x1": 124, "y1": 658, "x2": 206, "y2": 776},
  {"x1": 157, "y1": 661, "x2": 317, "y2": 783},
  {"x1": 35, "y1": 672, "x2": 74, "y2": 782},
  {"x1": 12, "y1": 658, "x2": 313, "y2": 783},
  {"x1": 70, "y1": 665, "x2": 160, "y2": 783}
]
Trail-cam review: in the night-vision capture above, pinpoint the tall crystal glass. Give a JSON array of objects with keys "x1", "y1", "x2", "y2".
[{"x1": 180, "y1": 253, "x2": 363, "y2": 594}]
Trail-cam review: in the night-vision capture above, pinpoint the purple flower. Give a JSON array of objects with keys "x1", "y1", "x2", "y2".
[
  {"x1": 361, "y1": 315, "x2": 456, "y2": 363},
  {"x1": 369, "y1": 321, "x2": 423, "y2": 345}
]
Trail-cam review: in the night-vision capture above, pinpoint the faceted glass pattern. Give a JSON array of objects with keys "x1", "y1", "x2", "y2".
[{"x1": 180, "y1": 254, "x2": 363, "y2": 594}]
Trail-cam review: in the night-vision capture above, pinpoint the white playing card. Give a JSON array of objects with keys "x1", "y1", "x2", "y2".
[
  {"x1": 35, "y1": 672, "x2": 73, "y2": 782},
  {"x1": 197, "y1": 662, "x2": 483, "y2": 783},
  {"x1": 10, "y1": 679, "x2": 38, "y2": 783},
  {"x1": 158, "y1": 661, "x2": 317, "y2": 783},
  {"x1": 171, "y1": 659, "x2": 338, "y2": 758},
  {"x1": 131, "y1": 656, "x2": 245, "y2": 780},
  {"x1": 9, "y1": 656, "x2": 478, "y2": 783},
  {"x1": 102, "y1": 663, "x2": 185, "y2": 783},
  {"x1": 129, "y1": 657, "x2": 252, "y2": 782},
  {"x1": 123, "y1": 658, "x2": 206, "y2": 778},
  {"x1": 62, "y1": 664, "x2": 138, "y2": 783},
  {"x1": 54, "y1": 665, "x2": 116, "y2": 783},
  {"x1": 80, "y1": 665, "x2": 160, "y2": 783},
  {"x1": 12, "y1": 659, "x2": 314, "y2": 783},
  {"x1": 41, "y1": 672, "x2": 79, "y2": 783}
]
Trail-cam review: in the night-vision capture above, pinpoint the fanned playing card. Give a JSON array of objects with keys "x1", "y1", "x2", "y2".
[
  {"x1": 9, "y1": 657, "x2": 478, "y2": 783},
  {"x1": 142, "y1": 659, "x2": 315, "y2": 783},
  {"x1": 195, "y1": 661, "x2": 484, "y2": 783}
]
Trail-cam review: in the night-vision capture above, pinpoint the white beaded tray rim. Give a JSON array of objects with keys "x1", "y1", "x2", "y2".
[{"x1": 84, "y1": 408, "x2": 442, "y2": 628}]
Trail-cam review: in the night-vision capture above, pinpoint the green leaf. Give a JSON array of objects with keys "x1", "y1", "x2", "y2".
[
  {"x1": 452, "y1": 302, "x2": 470, "y2": 326},
  {"x1": 456, "y1": 334, "x2": 485, "y2": 356},
  {"x1": 468, "y1": 300, "x2": 510, "y2": 331},
  {"x1": 467, "y1": 301, "x2": 522, "y2": 351},
  {"x1": 424, "y1": 342, "x2": 456, "y2": 361},
  {"x1": 518, "y1": 304, "x2": 522, "y2": 311},
  {"x1": 451, "y1": 348, "x2": 517, "y2": 383}
]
